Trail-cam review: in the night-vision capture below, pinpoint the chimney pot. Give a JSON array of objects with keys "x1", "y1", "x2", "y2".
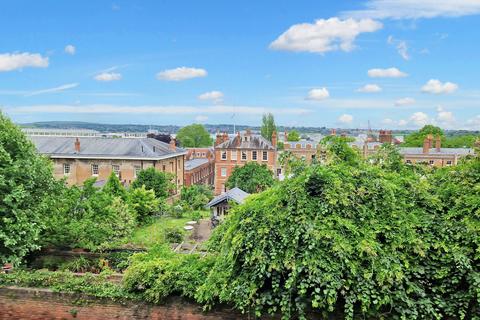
[
  {"x1": 170, "y1": 138, "x2": 176, "y2": 151},
  {"x1": 435, "y1": 135, "x2": 441, "y2": 152},
  {"x1": 271, "y1": 130, "x2": 277, "y2": 147},
  {"x1": 423, "y1": 136, "x2": 430, "y2": 154},
  {"x1": 331, "y1": 128, "x2": 336, "y2": 136},
  {"x1": 74, "y1": 138, "x2": 81, "y2": 152}
]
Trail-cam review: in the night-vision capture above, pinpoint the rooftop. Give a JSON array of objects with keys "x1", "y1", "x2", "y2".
[
  {"x1": 29, "y1": 136, "x2": 186, "y2": 160},
  {"x1": 398, "y1": 147, "x2": 475, "y2": 156},
  {"x1": 185, "y1": 158, "x2": 210, "y2": 171},
  {"x1": 216, "y1": 134, "x2": 275, "y2": 150},
  {"x1": 285, "y1": 140, "x2": 317, "y2": 149},
  {"x1": 206, "y1": 187, "x2": 250, "y2": 208}
]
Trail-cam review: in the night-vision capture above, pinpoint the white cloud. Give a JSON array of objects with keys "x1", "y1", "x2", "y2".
[
  {"x1": 156, "y1": 67, "x2": 207, "y2": 81},
  {"x1": 198, "y1": 91, "x2": 224, "y2": 103},
  {"x1": 270, "y1": 17, "x2": 382, "y2": 54},
  {"x1": 0, "y1": 52, "x2": 49, "y2": 72},
  {"x1": 410, "y1": 111, "x2": 430, "y2": 127},
  {"x1": 356, "y1": 84, "x2": 382, "y2": 93},
  {"x1": 398, "y1": 119, "x2": 408, "y2": 126},
  {"x1": 387, "y1": 36, "x2": 409, "y2": 60},
  {"x1": 343, "y1": 0, "x2": 480, "y2": 20},
  {"x1": 94, "y1": 72, "x2": 122, "y2": 82},
  {"x1": 381, "y1": 118, "x2": 394, "y2": 125},
  {"x1": 436, "y1": 106, "x2": 455, "y2": 126},
  {"x1": 466, "y1": 115, "x2": 480, "y2": 128},
  {"x1": 26, "y1": 83, "x2": 79, "y2": 96},
  {"x1": 338, "y1": 114, "x2": 354, "y2": 124},
  {"x1": 306, "y1": 88, "x2": 330, "y2": 100},
  {"x1": 368, "y1": 67, "x2": 407, "y2": 78},
  {"x1": 395, "y1": 97, "x2": 415, "y2": 106},
  {"x1": 8, "y1": 104, "x2": 310, "y2": 115},
  {"x1": 195, "y1": 115, "x2": 209, "y2": 123},
  {"x1": 64, "y1": 45, "x2": 76, "y2": 55},
  {"x1": 421, "y1": 79, "x2": 458, "y2": 94}
]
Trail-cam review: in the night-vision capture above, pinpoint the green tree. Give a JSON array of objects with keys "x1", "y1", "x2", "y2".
[
  {"x1": 176, "y1": 124, "x2": 212, "y2": 147},
  {"x1": 403, "y1": 125, "x2": 445, "y2": 147},
  {"x1": 0, "y1": 113, "x2": 57, "y2": 265},
  {"x1": 131, "y1": 168, "x2": 173, "y2": 199},
  {"x1": 286, "y1": 130, "x2": 301, "y2": 141},
  {"x1": 226, "y1": 162, "x2": 274, "y2": 193},
  {"x1": 128, "y1": 186, "x2": 161, "y2": 222},
  {"x1": 103, "y1": 172, "x2": 127, "y2": 200},
  {"x1": 180, "y1": 185, "x2": 214, "y2": 210},
  {"x1": 261, "y1": 113, "x2": 276, "y2": 142}
]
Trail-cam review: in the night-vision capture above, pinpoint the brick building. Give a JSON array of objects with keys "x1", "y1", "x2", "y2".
[
  {"x1": 184, "y1": 147, "x2": 215, "y2": 186},
  {"x1": 283, "y1": 139, "x2": 319, "y2": 164},
  {"x1": 213, "y1": 130, "x2": 277, "y2": 195},
  {"x1": 30, "y1": 136, "x2": 187, "y2": 191}
]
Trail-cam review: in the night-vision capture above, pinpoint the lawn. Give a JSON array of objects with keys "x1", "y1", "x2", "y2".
[{"x1": 120, "y1": 216, "x2": 191, "y2": 248}]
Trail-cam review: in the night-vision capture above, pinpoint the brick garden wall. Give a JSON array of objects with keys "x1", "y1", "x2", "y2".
[{"x1": 0, "y1": 287, "x2": 249, "y2": 320}]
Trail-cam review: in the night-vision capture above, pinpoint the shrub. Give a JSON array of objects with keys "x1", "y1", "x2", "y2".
[
  {"x1": 180, "y1": 185, "x2": 213, "y2": 211},
  {"x1": 128, "y1": 186, "x2": 161, "y2": 222},
  {"x1": 131, "y1": 168, "x2": 173, "y2": 199},
  {"x1": 226, "y1": 162, "x2": 274, "y2": 193},
  {"x1": 165, "y1": 228, "x2": 184, "y2": 244}
]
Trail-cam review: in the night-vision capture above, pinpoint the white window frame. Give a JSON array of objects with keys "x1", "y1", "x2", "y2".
[
  {"x1": 231, "y1": 150, "x2": 237, "y2": 160},
  {"x1": 221, "y1": 151, "x2": 227, "y2": 160},
  {"x1": 446, "y1": 160, "x2": 452, "y2": 166},
  {"x1": 252, "y1": 150, "x2": 257, "y2": 160},
  {"x1": 262, "y1": 151, "x2": 268, "y2": 161},
  {"x1": 429, "y1": 160, "x2": 435, "y2": 165},
  {"x1": 91, "y1": 164, "x2": 99, "y2": 176},
  {"x1": 241, "y1": 151, "x2": 247, "y2": 161},
  {"x1": 63, "y1": 163, "x2": 71, "y2": 175},
  {"x1": 221, "y1": 167, "x2": 227, "y2": 177},
  {"x1": 112, "y1": 164, "x2": 120, "y2": 176}
]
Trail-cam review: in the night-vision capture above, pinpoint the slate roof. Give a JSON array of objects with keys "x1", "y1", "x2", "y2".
[
  {"x1": 285, "y1": 140, "x2": 317, "y2": 149},
  {"x1": 185, "y1": 158, "x2": 210, "y2": 171},
  {"x1": 398, "y1": 147, "x2": 475, "y2": 156},
  {"x1": 216, "y1": 135, "x2": 275, "y2": 150},
  {"x1": 206, "y1": 187, "x2": 250, "y2": 208},
  {"x1": 29, "y1": 136, "x2": 186, "y2": 160}
]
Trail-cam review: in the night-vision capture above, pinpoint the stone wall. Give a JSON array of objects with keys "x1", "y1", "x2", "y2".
[{"x1": 0, "y1": 287, "x2": 249, "y2": 320}]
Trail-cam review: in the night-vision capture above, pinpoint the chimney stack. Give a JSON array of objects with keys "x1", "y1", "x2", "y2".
[
  {"x1": 284, "y1": 131, "x2": 288, "y2": 142},
  {"x1": 74, "y1": 138, "x2": 81, "y2": 153},
  {"x1": 271, "y1": 130, "x2": 277, "y2": 147},
  {"x1": 222, "y1": 132, "x2": 229, "y2": 143},
  {"x1": 246, "y1": 129, "x2": 252, "y2": 136},
  {"x1": 435, "y1": 135, "x2": 441, "y2": 152},
  {"x1": 170, "y1": 138, "x2": 176, "y2": 151},
  {"x1": 215, "y1": 131, "x2": 223, "y2": 146},
  {"x1": 331, "y1": 128, "x2": 336, "y2": 136},
  {"x1": 423, "y1": 135, "x2": 433, "y2": 154}
]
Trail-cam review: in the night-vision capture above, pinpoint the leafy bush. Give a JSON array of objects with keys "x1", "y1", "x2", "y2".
[
  {"x1": 128, "y1": 185, "x2": 161, "y2": 222},
  {"x1": 0, "y1": 113, "x2": 57, "y2": 265},
  {"x1": 123, "y1": 246, "x2": 215, "y2": 303},
  {"x1": 198, "y1": 153, "x2": 480, "y2": 319},
  {"x1": 59, "y1": 256, "x2": 95, "y2": 273},
  {"x1": 180, "y1": 185, "x2": 213, "y2": 211},
  {"x1": 226, "y1": 162, "x2": 274, "y2": 193},
  {"x1": 131, "y1": 168, "x2": 173, "y2": 199},
  {"x1": 165, "y1": 228, "x2": 184, "y2": 244}
]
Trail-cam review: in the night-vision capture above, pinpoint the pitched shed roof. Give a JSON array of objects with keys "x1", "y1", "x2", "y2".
[
  {"x1": 216, "y1": 135, "x2": 275, "y2": 150},
  {"x1": 206, "y1": 187, "x2": 250, "y2": 208},
  {"x1": 29, "y1": 136, "x2": 186, "y2": 160}
]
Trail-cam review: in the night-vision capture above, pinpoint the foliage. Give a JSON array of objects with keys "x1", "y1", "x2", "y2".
[
  {"x1": 0, "y1": 270, "x2": 137, "y2": 301},
  {"x1": 103, "y1": 172, "x2": 127, "y2": 200},
  {"x1": 176, "y1": 124, "x2": 212, "y2": 147},
  {"x1": 131, "y1": 167, "x2": 173, "y2": 200},
  {"x1": 286, "y1": 130, "x2": 301, "y2": 141},
  {"x1": 277, "y1": 141, "x2": 284, "y2": 150},
  {"x1": 165, "y1": 227, "x2": 184, "y2": 243},
  {"x1": 226, "y1": 162, "x2": 275, "y2": 193},
  {"x1": 261, "y1": 113, "x2": 276, "y2": 142},
  {"x1": 0, "y1": 113, "x2": 57, "y2": 265},
  {"x1": 403, "y1": 125, "x2": 444, "y2": 147},
  {"x1": 59, "y1": 256, "x2": 96, "y2": 273},
  {"x1": 324, "y1": 136, "x2": 361, "y2": 166},
  {"x1": 198, "y1": 151, "x2": 480, "y2": 319},
  {"x1": 128, "y1": 186, "x2": 161, "y2": 222},
  {"x1": 123, "y1": 246, "x2": 216, "y2": 303},
  {"x1": 41, "y1": 180, "x2": 137, "y2": 251},
  {"x1": 278, "y1": 151, "x2": 308, "y2": 177},
  {"x1": 180, "y1": 185, "x2": 213, "y2": 211}
]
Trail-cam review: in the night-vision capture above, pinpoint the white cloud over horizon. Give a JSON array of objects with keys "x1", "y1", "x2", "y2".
[
  {"x1": 0, "y1": 52, "x2": 49, "y2": 72},
  {"x1": 306, "y1": 88, "x2": 330, "y2": 100},
  {"x1": 270, "y1": 18, "x2": 382, "y2": 54},
  {"x1": 356, "y1": 84, "x2": 382, "y2": 93},
  {"x1": 395, "y1": 97, "x2": 416, "y2": 106},
  {"x1": 368, "y1": 67, "x2": 407, "y2": 78},
  {"x1": 94, "y1": 72, "x2": 122, "y2": 81},
  {"x1": 198, "y1": 91, "x2": 224, "y2": 103},
  {"x1": 338, "y1": 114, "x2": 354, "y2": 124},
  {"x1": 156, "y1": 67, "x2": 207, "y2": 81},
  {"x1": 343, "y1": 0, "x2": 480, "y2": 20},
  {"x1": 421, "y1": 79, "x2": 458, "y2": 94}
]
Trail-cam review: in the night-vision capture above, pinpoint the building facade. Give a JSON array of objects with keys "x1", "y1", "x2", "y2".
[
  {"x1": 283, "y1": 140, "x2": 319, "y2": 164},
  {"x1": 30, "y1": 136, "x2": 186, "y2": 191},
  {"x1": 184, "y1": 147, "x2": 215, "y2": 187},
  {"x1": 213, "y1": 130, "x2": 277, "y2": 195}
]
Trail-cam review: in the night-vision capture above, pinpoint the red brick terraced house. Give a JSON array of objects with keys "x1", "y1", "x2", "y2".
[
  {"x1": 184, "y1": 147, "x2": 215, "y2": 187},
  {"x1": 213, "y1": 130, "x2": 277, "y2": 195}
]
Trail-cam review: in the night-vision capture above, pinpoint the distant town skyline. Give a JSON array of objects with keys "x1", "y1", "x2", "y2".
[{"x1": 1, "y1": 1, "x2": 480, "y2": 129}]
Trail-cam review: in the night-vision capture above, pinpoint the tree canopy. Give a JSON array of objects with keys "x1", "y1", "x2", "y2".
[
  {"x1": 226, "y1": 162, "x2": 274, "y2": 193},
  {"x1": 131, "y1": 167, "x2": 173, "y2": 199},
  {"x1": 286, "y1": 130, "x2": 300, "y2": 141},
  {"x1": 261, "y1": 113, "x2": 276, "y2": 142},
  {"x1": 176, "y1": 124, "x2": 212, "y2": 147},
  {"x1": 403, "y1": 125, "x2": 479, "y2": 148},
  {"x1": 0, "y1": 113, "x2": 58, "y2": 265}
]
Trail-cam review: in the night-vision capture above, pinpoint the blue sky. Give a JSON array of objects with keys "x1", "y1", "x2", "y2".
[{"x1": 1, "y1": 0, "x2": 480, "y2": 129}]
